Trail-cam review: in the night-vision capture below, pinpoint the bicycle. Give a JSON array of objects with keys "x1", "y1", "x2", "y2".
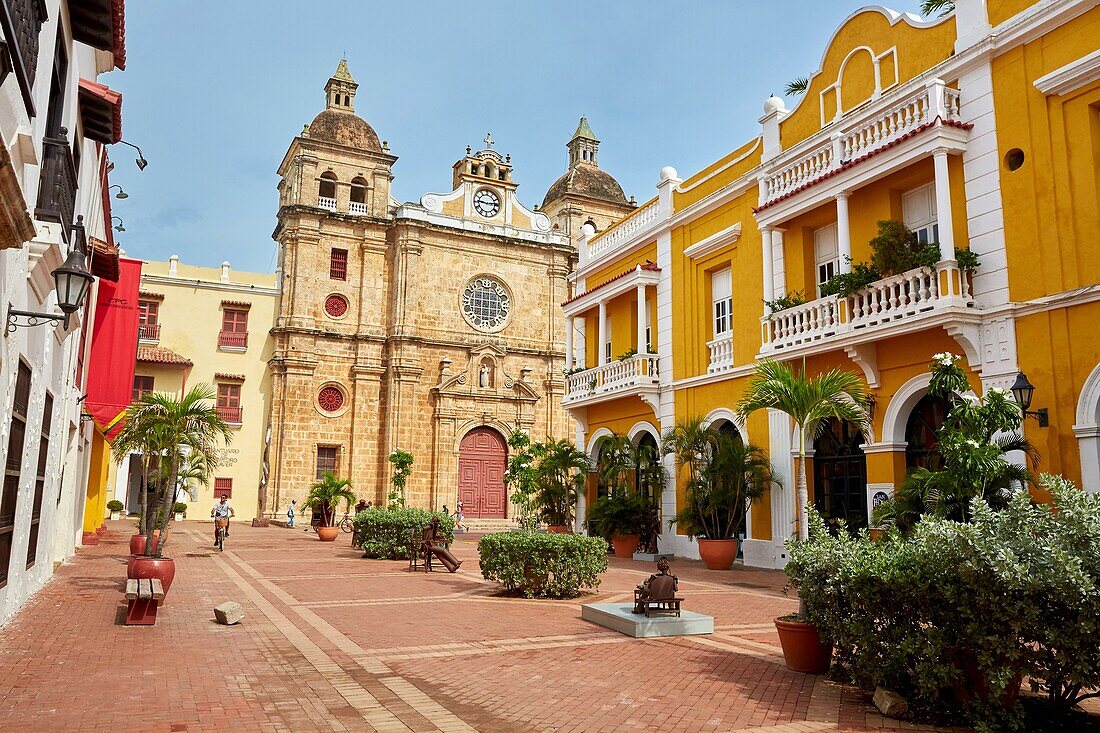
[
  {"x1": 214, "y1": 517, "x2": 229, "y2": 551},
  {"x1": 336, "y1": 512, "x2": 354, "y2": 533}
]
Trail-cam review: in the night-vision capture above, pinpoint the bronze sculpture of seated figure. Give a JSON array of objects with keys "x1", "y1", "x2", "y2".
[
  {"x1": 633, "y1": 558, "x2": 683, "y2": 617},
  {"x1": 421, "y1": 516, "x2": 462, "y2": 573}
]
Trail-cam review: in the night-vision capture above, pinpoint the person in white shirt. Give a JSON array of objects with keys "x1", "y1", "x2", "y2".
[{"x1": 210, "y1": 495, "x2": 235, "y2": 545}]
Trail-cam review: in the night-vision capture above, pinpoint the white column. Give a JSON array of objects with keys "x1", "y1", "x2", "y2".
[
  {"x1": 761, "y1": 228, "x2": 775, "y2": 314},
  {"x1": 564, "y1": 317, "x2": 574, "y2": 369},
  {"x1": 597, "y1": 301, "x2": 608, "y2": 364},
  {"x1": 836, "y1": 192, "x2": 852, "y2": 274},
  {"x1": 636, "y1": 283, "x2": 646, "y2": 355},
  {"x1": 933, "y1": 149, "x2": 956, "y2": 262}
]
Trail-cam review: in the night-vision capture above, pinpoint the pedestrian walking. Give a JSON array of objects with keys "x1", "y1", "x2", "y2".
[
  {"x1": 286, "y1": 499, "x2": 296, "y2": 528},
  {"x1": 454, "y1": 501, "x2": 467, "y2": 533}
]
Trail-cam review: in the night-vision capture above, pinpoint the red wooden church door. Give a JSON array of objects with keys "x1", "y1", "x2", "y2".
[{"x1": 457, "y1": 427, "x2": 507, "y2": 519}]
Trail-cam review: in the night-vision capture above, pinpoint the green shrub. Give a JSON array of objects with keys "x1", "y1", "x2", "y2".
[
  {"x1": 353, "y1": 507, "x2": 453, "y2": 559},
  {"x1": 172, "y1": 502, "x2": 187, "y2": 514},
  {"x1": 106, "y1": 500, "x2": 124, "y2": 512},
  {"x1": 763, "y1": 290, "x2": 806, "y2": 313},
  {"x1": 868, "y1": 220, "x2": 939, "y2": 276},
  {"x1": 586, "y1": 491, "x2": 651, "y2": 539},
  {"x1": 818, "y1": 260, "x2": 882, "y2": 297},
  {"x1": 478, "y1": 531, "x2": 608, "y2": 598},
  {"x1": 787, "y1": 476, "x2": 1100, "y2": 728}
]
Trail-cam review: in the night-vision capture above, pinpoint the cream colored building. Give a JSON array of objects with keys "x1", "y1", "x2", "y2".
[
  {"x1": 263, "y1": 62, "x2": 633, "y2": 520},
  {"x1": 112, "y1": 257, "x2": 278, "y2": 521}
]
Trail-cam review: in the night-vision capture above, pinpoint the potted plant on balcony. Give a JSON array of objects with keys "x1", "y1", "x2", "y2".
[
  {"x1": 533, "y1": 438, "x2": 590, "y2": 533},
  {"x1": 113, "y1": 384, "x2": 234, "y2": 600},
  {"x1": 664, "y1": 420, "x2": 777, "y2": 569},
  {"x1": 107, "y1": 499, "x2": 123, "y2": 522},
  {"x1": 737, "y1": 359, "x2": 869, "y2": 666},
  {"x1": 304, "y1": 472, "x2": 356, "y2": 542}
]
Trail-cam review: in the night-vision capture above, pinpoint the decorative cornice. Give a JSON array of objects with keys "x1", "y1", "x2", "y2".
[
  {"x1": 682, "y1": 222, "x2": 742, "y2": 259},
  {"x1": 1033, "y1": 49, "x2": 1100, "y2": 96}
]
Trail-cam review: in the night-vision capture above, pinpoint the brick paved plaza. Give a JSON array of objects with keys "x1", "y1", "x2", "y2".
[{"x1": 0, "y1": 523, "x2": 971, "y2": 733}]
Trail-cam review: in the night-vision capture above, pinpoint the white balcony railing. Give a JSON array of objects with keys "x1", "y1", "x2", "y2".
[
  {"x1": 760, "y1": 261, "x2": 972, "y2": 353},
  {"x1": 349, "y1": 201, "x2": 368, "y2": 215},
  {"x1": 564, "y1": 353, "x2": 660, "y2": 405},
  {"x1": 762, "y1": 80, "x2": 963, "y2": 206},
  {"x1": 587, "y1": 199, "x2": 660, "y2": 260},
  {"x1": 706, "y1": 332, "x2": 734, "y2": 373},
  {"x1": 318, "y1": 196, "x2": 337, "y2": 211}
]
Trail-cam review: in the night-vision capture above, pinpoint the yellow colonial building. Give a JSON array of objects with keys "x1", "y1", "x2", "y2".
[
  {"x1": 566, "y1": 0, "x2": 1100, "y2": 567},
  {"x1": 111, "y1": 257, "x2": 279, "y2": 521}
]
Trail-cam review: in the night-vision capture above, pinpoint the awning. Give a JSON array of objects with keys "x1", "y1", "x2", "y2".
[
  {"x1": 79, "y1": 78, "x2": 122, "y2": 144},
  {"x1": 69, "y1": 0, "x2": 126, "y2": 70},
  {"x1": 88, "y1": 236, "x2": 119, "y2": 282}
]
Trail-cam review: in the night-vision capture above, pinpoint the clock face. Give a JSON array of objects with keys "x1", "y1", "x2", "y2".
[
  {"x1": 473, "y1": 189, "x2": 501, "y2": 218},
  {"x1": 461, "y1": 277, "x2": 511, "y2": 331}
]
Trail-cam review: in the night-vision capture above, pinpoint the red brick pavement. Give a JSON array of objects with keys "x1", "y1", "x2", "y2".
[{"x1": 0, "y1": 521, "x2": 972, "y2": 732}]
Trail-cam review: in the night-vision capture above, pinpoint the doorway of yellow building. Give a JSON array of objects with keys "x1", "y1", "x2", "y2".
[{"x1": 813, "y1": 419, "x2": 867, "y2": 530}]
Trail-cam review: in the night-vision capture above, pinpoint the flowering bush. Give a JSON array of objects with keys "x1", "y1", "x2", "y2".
[
  {"x1": 478, "y1": 531, "x2": 608, "y2": 598},
  {"x1": 354, "y1": 507, "x2": 453, "y2": 559},
  {"x1": 788, "y1": 476, "x2": 1100, "y2": 728}
]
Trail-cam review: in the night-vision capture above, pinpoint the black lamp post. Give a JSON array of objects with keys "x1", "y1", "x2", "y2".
[
  {"x1": 1010, "y1": 371, "x2": 1049, "y2": 427},
  {"x1": 6, "y1": 217, "x2": 95, "y2": 335}
]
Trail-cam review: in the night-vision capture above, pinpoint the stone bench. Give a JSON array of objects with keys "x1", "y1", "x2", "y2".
[{"x1": 124, "y1": 578, "x2": 165, "y2": 626}]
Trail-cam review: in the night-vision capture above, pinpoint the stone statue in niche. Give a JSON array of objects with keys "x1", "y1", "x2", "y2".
[{"x1": 479, "y1": 361, "x2": 493, "y2": 388}]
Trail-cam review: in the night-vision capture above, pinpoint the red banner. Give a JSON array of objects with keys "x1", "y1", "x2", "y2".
[{"x1": 85, "y1": 257, "x2": 142, "y2": 441}]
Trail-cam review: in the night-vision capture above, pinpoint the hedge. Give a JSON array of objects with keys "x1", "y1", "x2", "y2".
[
  {"x1": 353, "y1": 507, "x2": 454, "y2": 560},
  {"x1": 478, "y1": 531, "x2": 608, "y2": 599}
]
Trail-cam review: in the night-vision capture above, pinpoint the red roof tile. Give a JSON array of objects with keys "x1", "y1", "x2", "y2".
[
  {"x1": 563, "y1": 262, "x2": 659, "y2": 307},
  {"x1": 136, "y1": 345, "x2": 192, "y2": 367}
]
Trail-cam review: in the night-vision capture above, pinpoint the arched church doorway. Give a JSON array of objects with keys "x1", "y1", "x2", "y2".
[
  {"x1": 813, "y1": 418, "x2": 867, "y2": 530},
  {"x1": 458, "y1": 427, "x2": 508, "y2": 518}
]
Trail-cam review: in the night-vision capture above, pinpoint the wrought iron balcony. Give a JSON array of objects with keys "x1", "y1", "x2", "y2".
[
  {"x1": 34, "y1": 129, "x2": 78, "y2": 240},
  {"x1": 563, "y1": 353, "x2": 660, "y2": 408}
]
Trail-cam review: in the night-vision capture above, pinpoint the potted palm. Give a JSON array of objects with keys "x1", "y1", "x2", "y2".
[
  {"x1": 113, "y1": 384, "x2": 233, "y2": 600},
  {"x1": 665, "y1": 426, "x2": 776, "y2": 570},
  {"x1": 738, "y1": 358, "x2": 870, "y2": 673},
  {"x1": 304, "y1": 472, "x2": 356, "y2": 542},
  {"x1": 533, "y1": 438, "x2": 590, "y2": 533},
  {"x1": 107, "y1": 499, "x2": 123, "y2": 521},
  {"x1": 588, "y1": 434, "x2": 661, "y2": 558}
]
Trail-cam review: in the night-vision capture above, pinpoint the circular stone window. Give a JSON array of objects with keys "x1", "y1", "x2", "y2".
[
  {"x1": 317, "y1": 385, "x2": 346, "y2": 415},
  {"x1": 1004, "y1": 148, "x2": 1025, "y2": 171},
  {"x1": 324, "y1": 293, "x2": 349, "y2": 318},
  {"x1": 461, "y1": 276, "x2": 511, "y2": 332}
]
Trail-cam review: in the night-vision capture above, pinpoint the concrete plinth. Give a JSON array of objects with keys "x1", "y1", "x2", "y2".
[
  {"x1": 632, "y1": 551, "x2": 675, "y2": 562},
  {"x1": 581, "y1": 603, "x2": 713, "y2": 638}
]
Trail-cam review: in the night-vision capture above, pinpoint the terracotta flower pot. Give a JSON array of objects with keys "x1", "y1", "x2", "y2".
[
  {"x1": 129, "y1": 532, "x2": 159, "y2": 556},
  {"x1": 775, "y1": 617, "x2": 832, "y2": 673},
  {"x1": 697, "y1": 538, "x2": 738, "y2": 570},
  {"x1": 316, "y1": 526, "x2": 340, "y2": 542},
  {"x1": 129, "y1": 556, "x2": 176, "y2": 602},
  {"x1": 611, "y1": 534, "x2": 639, "y2": 559},
  {"x1": 546, "y1": 525, "x2": 571, "y2": 534},
  {"x1": 868, "y1": 528, "x2": 886, "y2": 544}
]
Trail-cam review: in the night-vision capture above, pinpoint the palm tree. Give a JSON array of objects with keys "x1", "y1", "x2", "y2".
[
  {"x1": 920, "y1": 0, "x2": 954, "y2": 17},
  {"x1": 594, "y1": 433, "x2": 636, "y2": 497},
  {"x1": 113, "y1": 384, "x2": 233, "y2": 557},
  {"x1": 662, "y1": 415, "x2": 718, "y2": 490},
  {"x1": 534, "y1": 438, "x2": 590, "y2": 527},
  {"x1": 175, "y1": 451, "x2": 212, "y2": 506},
  {"x1": 303, "y1": 472, "x2": 356, "y2": 527},
  {"x1": 737, "y1": 359, "x2": 870, "y2": 543},
  {"x1": 784, "y1": 77, "x2": 809, "y2": 96}
]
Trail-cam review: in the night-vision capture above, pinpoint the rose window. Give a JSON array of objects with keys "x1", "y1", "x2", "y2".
[
  {"x1": 318, "y1": 386, "x2": 345, "y2": 413},
  {"x1": 325, "y1": 294, "x2": 348, "y2": 318},
  {"x1": 461, "y1": 276, "x2": 511, "y2": 331}
]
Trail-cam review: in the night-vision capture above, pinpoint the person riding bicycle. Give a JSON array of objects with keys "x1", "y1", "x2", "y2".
[{"x1": 211, "y1": 495, "x2": 235, "y2": 546}]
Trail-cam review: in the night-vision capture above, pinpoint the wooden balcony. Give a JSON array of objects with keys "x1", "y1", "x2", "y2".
[
  {"x1": 34, "y1": 130, "x2": 77, "y2": 240},
  {"x1": 216, "y1": 406, "x2": 243, "y2": 425},
  {"x1": 218, "y1": 331, "x2": 248, "y2": 350},
  {"x1": 138, "y1": 323, "x2": 160, "y2": 341}
]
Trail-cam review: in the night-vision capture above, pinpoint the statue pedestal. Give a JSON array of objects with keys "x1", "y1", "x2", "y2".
[
  {"x1": 632, "y1": 551, "x2": 675, "y2": 562},
  {"x1": 581, "y1": 603, "x2": 713, "y2": 638}
]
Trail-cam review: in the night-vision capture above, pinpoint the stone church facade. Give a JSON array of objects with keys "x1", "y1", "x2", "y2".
[{"x1": 264, "y1": 62, "x2": 633, "y2": 519}]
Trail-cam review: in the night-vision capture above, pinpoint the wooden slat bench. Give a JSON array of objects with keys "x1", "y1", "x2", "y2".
[
  {"x1": 125, "y1": 578, "x2": 165, "y2": 625},
  {"x1": 634, "y1": 588, "x2": 683, "y2": 618}
]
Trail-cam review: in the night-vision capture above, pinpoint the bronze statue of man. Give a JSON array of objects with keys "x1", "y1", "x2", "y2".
[
  {"x1": 421, "y1": 516, "x2": 462, "y2": 573},
  {"x1": 633, "y1": 557, "x2": 678, "y2": 613}
]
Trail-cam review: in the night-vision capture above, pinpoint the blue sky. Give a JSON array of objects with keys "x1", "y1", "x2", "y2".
[{"x1": 105, "y1": 1, "x2": 927, "y2": 273}]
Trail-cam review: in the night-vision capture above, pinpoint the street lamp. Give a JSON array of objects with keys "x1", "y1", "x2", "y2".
[
  {"x1": 109, "y1": 184, "x2": 129, "y2": 199},
  {"x1": 112, "y1": 216, "x2": 125, "y2": 232},
  {"x1": 5, "y1": 217, "x2": 95, "y2": 335},
  {"x1": 115, "y1": 139, "x2": 148, "y2": 171},
  {"x1": 1009, "y1": 371, "x2": 1049, "y2": 427}
]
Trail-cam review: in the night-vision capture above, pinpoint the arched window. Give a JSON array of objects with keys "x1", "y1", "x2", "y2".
[
  {"x1": 634, "y1": 433, "x2": 661, "y2": 504},
  {"x1": 595, "y1": 439, "x2": 614, "y2": 500},
  {"x1": 905, "y1": 393, "x2": 949, "y2": 472},
  {"x1": 318, "y1": 172, "x2": 337, "y2": 201},
  {"x1": 584, "y1": 219, "x2": 598, "y2": 233},
  {"x1": 813, "y1": 419, "x2": 867, "y2": 530},
  {"x1": 350, "y1": 177, "x2": 368, "y2": 204}
]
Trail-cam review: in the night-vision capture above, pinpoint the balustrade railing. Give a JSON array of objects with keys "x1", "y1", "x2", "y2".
[
  {"x1": 348, "y1": 201, "x2": 368, "y2": 215},
  {"x1": 317, "y1": 196, "x2": 337, "y2": 212},
  {"x1": 217, "y1": 406, "x2": 243, "y2": 424},
  {"x1": 138, "y1": 323, "x2": 160, "y2": 341},
  {"x1": 761, "y1": 261, "x2": 972, "y2": 353},
  {"x1": 762, "y1": 79, "x2": 963, "y2": 205},
  {"x1": 587, "y1": 199, "x2": 659, "y2": 260},
  {"x1": 564, "y1": 353, "x2": 659, "y2": 403},
  {"x1": 706, "y1": 332, "x2": 734, "y2": 373},
  {"x1": 218, "y1": 331, "x2": 248, "y2": 349}
]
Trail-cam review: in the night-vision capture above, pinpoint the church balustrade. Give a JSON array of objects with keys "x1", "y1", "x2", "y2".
[{"x1": 317, "y1": 196, "x2": 337, "y2": 212}]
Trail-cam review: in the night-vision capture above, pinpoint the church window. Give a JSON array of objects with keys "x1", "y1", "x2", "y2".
[
  {"x1": 315, "y1": 446, "x2": 339, "y2": 480},
  {"x1": 324, "y1": 294, "x2": 349, "y2": 318},
  {"x1": 350, "y1": 177, "x2": 367, "y2": 204},
  {"x1": 317, "y1": 385, "x2": 345, "y2": 414},
  {"x1": 329, "y1": 248, "x2": 348, "y2": 280},
  {"x1": 318, "y1": 172, "x2": 337, "y2": 208},
  {"x1": 460, "y1": 276, "x2": 511, "y2": 331}
]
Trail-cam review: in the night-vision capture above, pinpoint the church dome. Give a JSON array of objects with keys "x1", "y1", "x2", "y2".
[
  {"x1": 308, "y1": 109, "x2": 382, "y2": 152},
  {"x1": 543, "y1": 163, "x2": 628, "y2": 207}
]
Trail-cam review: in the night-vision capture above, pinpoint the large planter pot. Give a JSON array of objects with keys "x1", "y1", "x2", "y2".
[
  {"x1": 129, "y1": 556, "x2": 177, "y2": 602},
  {"x1": 868, "y1": 528, "x2": 886, "y2": 544},
  {"x1": 316, "y1": 526, "x2": 340, "y2": 542},
  {"x1": 698, "y1": 538, "x2": 738, "y2": 570},
  {"x1": 611, "y1": 534, "x2": 639, "y2": 559},
  {"x1": 546, "y1": 525, "x2": 571, "y2": 534},
  {"x1": 129, "y1": 532, "x2": 159, "y2": 556},
  {"x1": 775, "y1": 617, "x2": 832, "y2": 673}
]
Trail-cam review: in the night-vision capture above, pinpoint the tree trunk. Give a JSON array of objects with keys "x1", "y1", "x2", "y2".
[
  {"x1": 156, "y1": 454, "x2": 180, "y2": 557},
  {"x1": 140, "y1": 457, "x2": 152, "y2": 555},
  {"x1": 795, "y1": 427, "x2": 809, "y2": 617}
]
